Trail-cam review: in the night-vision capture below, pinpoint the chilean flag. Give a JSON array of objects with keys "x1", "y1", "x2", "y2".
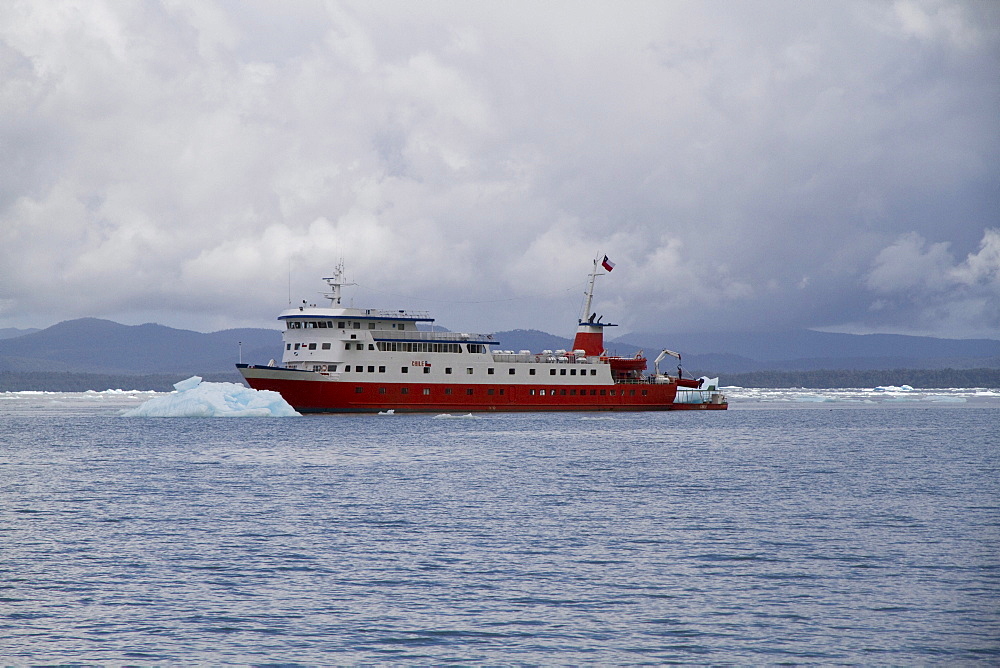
[{"x1": 602, "y1": 255, "x2": 616, "y2": 272}]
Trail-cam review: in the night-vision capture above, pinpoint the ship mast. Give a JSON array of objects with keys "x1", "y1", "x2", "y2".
[
  {"x1": 579, "y1": 256, "x2": 603, "y2": 324},
  {"x1": 321, "y1": 261, "x2": 356, "y2": 306}
]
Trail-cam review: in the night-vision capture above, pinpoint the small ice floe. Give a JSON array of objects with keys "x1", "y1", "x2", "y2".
[
  {"x1": 927, "y1": 395, "x2": 967, "y2": 403},
  {"x1": 378, "y1": 409, "x2": 396, "y2": 415},
  {"x1": 873, "y1": 385, "x2": 914, "y2": 392},
  {"x1": 433, "y1": 413, "x2": 477, "y2": 419},
  {"x1": 794, "y1": 393, "x2": 836, "y2": 402},
  {"x1": 122, "y1": 376, "x2": 300, "y2": 417}
]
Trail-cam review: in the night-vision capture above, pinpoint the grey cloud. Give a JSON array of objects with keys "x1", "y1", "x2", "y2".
[{"x1": 0, "y1": 1, "x2": 996, "y2": 338}]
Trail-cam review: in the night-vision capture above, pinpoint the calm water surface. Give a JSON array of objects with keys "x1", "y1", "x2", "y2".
[{"x1": 1, "y1": 390, "x2": 998, "y2": 664}]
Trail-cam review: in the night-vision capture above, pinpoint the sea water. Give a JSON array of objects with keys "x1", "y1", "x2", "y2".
[{"x1": 1, "y1": 388, "x2": 998, "y2": 664}]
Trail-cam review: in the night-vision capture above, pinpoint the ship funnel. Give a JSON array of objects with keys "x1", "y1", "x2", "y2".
[{"x1": 572, "y1": 323, "x2": 606, "y2": 356}]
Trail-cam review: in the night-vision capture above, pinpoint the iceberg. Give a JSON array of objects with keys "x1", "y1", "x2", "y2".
[{"x1": 122, "y1": 376, "x2": 300, "y2": 417}]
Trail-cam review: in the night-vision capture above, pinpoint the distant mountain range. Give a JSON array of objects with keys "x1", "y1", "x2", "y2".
[
  {"x1": 0, "y1": 318, "x2": 279, "y2": 375},
  {"x1": 0, "y1": 327, "x2": 39, "y2": 340},
  {"x1": 0, "y1": 319, "x2": 997, "y2": 382},
  {"x1": 612, "y1": 330, "x2": 1000, "y2": 373}
]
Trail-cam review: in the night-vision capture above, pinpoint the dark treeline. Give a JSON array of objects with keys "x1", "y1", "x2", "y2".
[
  {"x1": 0, "y1": 371, "x2": 243, "y2": 392},
  {"x1": 3, "y1": 368, "x2": 999, "y2": 392},
  {"x1": 717, "y1": 368, "x2": 1000, "y2": 389}
]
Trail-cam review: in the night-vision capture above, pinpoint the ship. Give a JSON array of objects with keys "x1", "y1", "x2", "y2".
[{"x1": 237, "y1": 257, "x2": 728, "y2": 412}]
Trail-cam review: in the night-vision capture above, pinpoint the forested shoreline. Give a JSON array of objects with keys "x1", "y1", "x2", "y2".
[
  {"x1": 2, "y1": 368, "x2": 998, "y2": 392},
  {"x1": 717, "y1": 368, "x2": 1000, "y2": 389}
]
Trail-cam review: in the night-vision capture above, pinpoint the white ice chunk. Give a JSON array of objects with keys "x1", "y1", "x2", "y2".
[
  {"x1": 173, "y1": 375, "x2": 203, "y2": 392},
  {"x1": 122, "y1": 376, "x2": 300, "y2": 417}
]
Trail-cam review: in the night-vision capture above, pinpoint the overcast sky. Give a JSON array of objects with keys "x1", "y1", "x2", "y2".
[{"x1": 2, "y1": 1, "x2": 997, "y2": 340}]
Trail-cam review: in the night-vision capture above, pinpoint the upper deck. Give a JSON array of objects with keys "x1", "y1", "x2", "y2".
[{"x1": 279, "y1": 307, "x2": 433, "y2": 323}]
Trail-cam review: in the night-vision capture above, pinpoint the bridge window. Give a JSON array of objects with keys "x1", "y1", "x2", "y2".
[
  {"x1": 322, "y1": 343, "x2": 331, "y2": 350},
  {"x1": 423, "y1": 366, "x2": 431, "y2": 374},
  {"x1": 509, "y1": 368, "x2": 515, "y2": 375},
  {"x1": 309, "y1": 343, "x2": 317, "y2": 350}
]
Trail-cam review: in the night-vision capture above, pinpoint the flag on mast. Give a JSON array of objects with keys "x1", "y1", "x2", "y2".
[{"x1": 602, "y1": 255, "x2": 616, "y2": 272}]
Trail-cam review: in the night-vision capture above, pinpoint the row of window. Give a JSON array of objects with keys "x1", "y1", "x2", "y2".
[
  {"x1": 377, "y1": 341, "x2": 463, "y2": 353},
  {"x1": 287, "y1": 321, "x2": 409, "y2": 330},
  {"x1": 290, "y1": 342, "x2": 332, "y2": 351},
  {"x1": 308, "y1": 363, "x2": 600, "y2": 377},
  {"x1": 350, "y1": 386, "x2": 650, "y2": 397},
  {"x1": 290, "y1": 341, "x2": 478, "y2": 354}
]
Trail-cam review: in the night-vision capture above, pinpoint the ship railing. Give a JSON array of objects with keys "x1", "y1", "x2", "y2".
[
  {"x1": 373, "y1": 329, "x2": 495, "y2": 344},
  {"x1": 491, "y1": 352, "x2": 599, "y2": 364},
  {"x1": 367, "y1": 309, "x2": 432, "y2": 319},
  {"x1": 674, "y1": 389, "x2": 717, "y2": 404}
]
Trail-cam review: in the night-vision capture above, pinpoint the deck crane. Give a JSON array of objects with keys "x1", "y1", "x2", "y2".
[{"x1": 654, "y1": 349, "x2": 682, "y2": 377}]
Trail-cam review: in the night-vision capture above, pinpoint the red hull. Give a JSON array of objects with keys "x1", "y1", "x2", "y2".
[{"x1": 241, "y1": 370, "x2": 683, "y2": 413}]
